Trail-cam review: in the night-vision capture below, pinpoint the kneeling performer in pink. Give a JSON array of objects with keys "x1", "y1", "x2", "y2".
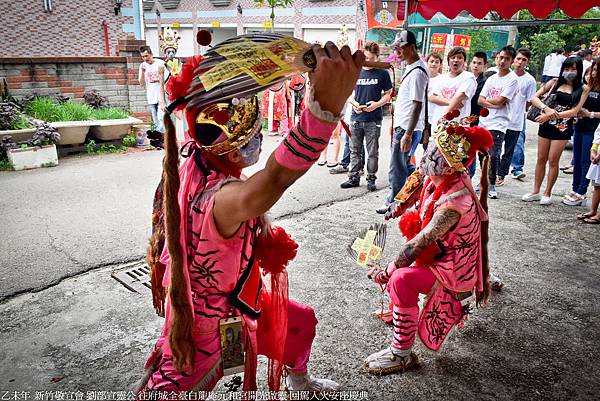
[
  {"x1": 365, "y1": 121, "x2": 494, "y2": 374},
  {"x1": 139, "y1": 34, "x2": 364, "y2": 393}
]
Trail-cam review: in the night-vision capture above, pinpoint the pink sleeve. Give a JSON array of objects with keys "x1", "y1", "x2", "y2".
[{"x1": 274, "y1": 109, "x2": 337, "y2": 170}]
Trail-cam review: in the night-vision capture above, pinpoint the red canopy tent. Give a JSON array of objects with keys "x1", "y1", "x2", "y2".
[{"x1": 398, "y1": 0, "x2": 599, "y2": 21}]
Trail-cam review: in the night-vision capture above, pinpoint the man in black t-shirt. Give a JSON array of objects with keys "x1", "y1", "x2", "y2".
[{"x1": 341, "y1": 42, "x2": 393, "y2": 191}]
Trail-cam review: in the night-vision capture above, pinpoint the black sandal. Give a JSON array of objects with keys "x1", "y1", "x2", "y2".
[{"x1": 326, "y1": 162, "x2": 338, "y2": 168}]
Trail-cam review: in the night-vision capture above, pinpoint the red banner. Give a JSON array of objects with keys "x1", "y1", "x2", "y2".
[{"x1": 453, "y1": 34, "x2": 471, "y2": 50}]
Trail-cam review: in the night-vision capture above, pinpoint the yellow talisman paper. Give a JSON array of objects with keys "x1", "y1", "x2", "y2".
[
  {"x1": 351, "y1": 230, "x2": 382, "y2": 266},
  {"x1": 200, "y1": 37, "x2": 303, "y2": 91},
  {"x1": 166, "y1": 58, "x2": 181, "y2": 76}
]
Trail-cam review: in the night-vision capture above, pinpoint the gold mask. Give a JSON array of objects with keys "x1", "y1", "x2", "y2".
[{"x1": 196, "y1": 96, "x2": 262, "y2": 155}]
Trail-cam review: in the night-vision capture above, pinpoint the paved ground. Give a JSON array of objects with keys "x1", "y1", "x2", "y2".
[{"x1": 0, "y1": 119, "x2": 598, "y2": 399}]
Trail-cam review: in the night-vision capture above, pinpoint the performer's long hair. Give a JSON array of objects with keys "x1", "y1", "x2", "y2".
[
  {"x1": 162, "y1": 112, "x2": 195, "y2": 372},
  {"x1": 477, "y1": 155, "x2": 491, "y2": 305}
]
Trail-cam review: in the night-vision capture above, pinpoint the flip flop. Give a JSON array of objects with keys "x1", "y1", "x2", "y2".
[
  {"x1": 563, "y1": 166, "x2": 574, "y2": 174},
  {"x1": 583, "y1": 217, "x2": 600, "y2": 224},
  {"x1": 317, "y1": 160, "x2": 326, "y2": 166},
  {"x1": 577, "y1": 211, "x2": 596, "y2": 220},
  {"x1": 326, "y1": 162, "x2": 338, "y2": 168}
]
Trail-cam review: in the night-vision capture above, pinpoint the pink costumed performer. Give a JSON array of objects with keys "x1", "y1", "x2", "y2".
[
  {"x1": 365, "y1": 113, "x2": 494, "y2": 375},
  {"x1": 140, "y1": 31, "x2": 365, "y2": 394}
]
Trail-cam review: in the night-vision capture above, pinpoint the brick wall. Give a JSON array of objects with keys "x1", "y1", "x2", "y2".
[
  {"x1": 0, "y1": 39, "x2": 155, "y2": 122},
  {"x1": 0, "y1": 0, "x2": 135, "y2": 57}
]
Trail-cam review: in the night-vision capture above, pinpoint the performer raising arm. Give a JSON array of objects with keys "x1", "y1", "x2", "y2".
[{"x1": 140, "y1": 35, "x2": 364, "y2": 394}]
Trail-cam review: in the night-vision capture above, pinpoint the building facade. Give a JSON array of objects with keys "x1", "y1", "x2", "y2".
[{"x1": 142, "y1": 0, "x2": 360, "y2": 57}]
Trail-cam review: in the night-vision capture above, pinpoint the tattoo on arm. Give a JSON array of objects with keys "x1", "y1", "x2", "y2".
[{"x1": 394, "y1": 208, "x2": 460, "y2": 267}]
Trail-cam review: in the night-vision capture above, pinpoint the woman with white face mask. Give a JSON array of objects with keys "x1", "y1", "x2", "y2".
[{"x1": 522, "y1": 57, "x2": 590, "y2": 205}]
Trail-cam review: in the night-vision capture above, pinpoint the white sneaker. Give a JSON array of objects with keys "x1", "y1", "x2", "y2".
[
  {"x1": 364, "y1": 347, "x2": 419, "y2": 375},
  {"x1": 522, "y1": 192, "x2": 542, "y2": 202},
  {"x1": 540, "y1": 196, "x2": 553, "y2": 205},
  {"x1": 490, "y1": 274, "x2": 504, "y2": 291},
  {"x1": 285, "y1": 372, "x2": 340, "y2": 392}
]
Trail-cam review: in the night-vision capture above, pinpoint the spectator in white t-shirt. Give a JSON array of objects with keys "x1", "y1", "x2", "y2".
[
  {"x1": 425, "y1": 52, "x2": 443, "y2": 151},
  {"x1": 429, "y1": 47, "x2": 477, "y2": 128},
  {"x1": 497, "y1": 48, "x2": 537, "y2": 184},
  {"x1": 582, "y1": 49, "x2": 594, "y2": 78},
  {"x1": 542, "y1": 52, "x2": 553, "y2": 83},
  {"x1": 138, "y1": 46, "x2": 166, "y2": 133},
  {"x1": 547, "y1": 48, "x2": 566, "y2": 80},
  {"x1": 377, "y1": 30, "x2": 428, "y2": 214},
  {"x1": 478, "y1": 45, "x2": 519, "y2": 199}
]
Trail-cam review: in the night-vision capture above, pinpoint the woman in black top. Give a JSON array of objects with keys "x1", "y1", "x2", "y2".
[
  {"x1": 523, "y1": 57, "x2": 589, "y2": 205},
  {"x1": 563, "y1": 59, "x2": 600, "y2": 206}
]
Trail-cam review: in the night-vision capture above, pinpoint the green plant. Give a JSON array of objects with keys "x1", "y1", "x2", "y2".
[
  {"x1": 84, "y1": 139, "x2": 127, "y2": 155},
  {"x1": 11, "y1": 114, "x2": 34, "y2": 130},
  {"x1": 254, "y1": 0, "x2": 294, "y2": 31},
  {"x1": 97, "y1": 144, "x2": 127, "y2": 154},
  {"x1": 57, "y1": 101, "x2": 93, "y2": 121},
  {"x1": 24, "y1": 97, "x2": 62, "y2": 122},
  {"x1": 122, "y1": 134, "x2": 136, "y2": 147},
  {"x1": 92, "y1": 107, "x2": 130, "y2": 120},
  {"x1": 0, "y1": 102, "x2": 35, "y2": 130},
  {"x1": 528, "y1": 31, "x2": 567, "y2": 79},
  {"x1": 0, "y1": 159, "x2": 13, "y2": 171},
  {"x1": 25, "y1": 97, "x2": 94, "y2": 122},
  {"x1": 84, "y1": 140, "x2": 97, "y2": 154},
  {"x1": 464, "y1": 28, "x2": 497, "y2": 61}
]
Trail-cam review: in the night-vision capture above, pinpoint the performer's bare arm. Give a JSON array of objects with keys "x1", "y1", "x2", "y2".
[
  {"x1": 394, "y1": 208, "x2": 460, "y2": 268},
  {"x1": 214, "y1": 44, "x2": 364, "y2": 238}
]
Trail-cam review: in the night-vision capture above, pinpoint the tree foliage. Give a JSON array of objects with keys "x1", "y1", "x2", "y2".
[
  {"x1": 464, "y1": 28, "x2": 496, "y2": 61},
  {"x1": 254, "y1": 0, "x2": 294, "y2": 31},
  {"x1": 521, "y1": 31, "x2": 566, "y2": 78},
  {"x1": 517, "y1": 9, "x2": 600, "y2": 53}
]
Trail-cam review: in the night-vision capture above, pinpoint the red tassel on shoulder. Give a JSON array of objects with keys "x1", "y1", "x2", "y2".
[
  {"x1": 399, "y1": 210, "x2": 421, "y2": 240},
  {"x1": 254, "y1": 226, "x2": 298, "y2": 275}
]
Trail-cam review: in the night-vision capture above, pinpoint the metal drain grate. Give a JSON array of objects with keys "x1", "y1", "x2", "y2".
[{"x1": 112, "y1": 263, "x2": 151, "y2": 293}]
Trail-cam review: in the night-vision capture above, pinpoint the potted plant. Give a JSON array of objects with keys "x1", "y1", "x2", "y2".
[
  {"x1": 89, "y1": 107, "x2": 143, "y2": 141},
  {"x1": 0, "y1": 101, "x2": 37, "y2": 143},
  {"x1": 1, "y1": 123, "x2": 60, "y2": 170},
  {"x1": 24, "y1": 97, "x2": 94, "y2": 145}
]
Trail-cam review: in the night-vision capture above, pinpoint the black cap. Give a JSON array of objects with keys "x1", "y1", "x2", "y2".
[{"x1": 391, "y1": 30, "x2": 417, "y2": 51}]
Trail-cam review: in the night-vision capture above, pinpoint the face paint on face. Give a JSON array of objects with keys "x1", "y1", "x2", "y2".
[
  {"x1": 419, "y1": 142, "x2": 454, "y2": 177},
  {"x1": 239, "y1": 134, "x2": 262, "y2": 166}
]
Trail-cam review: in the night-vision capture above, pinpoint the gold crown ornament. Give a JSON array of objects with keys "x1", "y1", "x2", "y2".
[
  {"x1": 196, "y1": 95, "x2": 262, "y2": 155},
  {"x1": 433, "y1": 109, "x2": 473, "y2": 172},
  {"x1": 433, "y1": 108, "x2": 493, "y2": 172},
  {"x1": 160, "y1": 26, "x2": 180, "y2": 54},
  {"x1": 434, "y1": 121, "x2": 471, "y2": 172}
]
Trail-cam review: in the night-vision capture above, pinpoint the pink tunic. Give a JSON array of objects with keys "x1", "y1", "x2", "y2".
[{"x1": 420, "y1": 179, "x2": 483, "y2": 293}]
